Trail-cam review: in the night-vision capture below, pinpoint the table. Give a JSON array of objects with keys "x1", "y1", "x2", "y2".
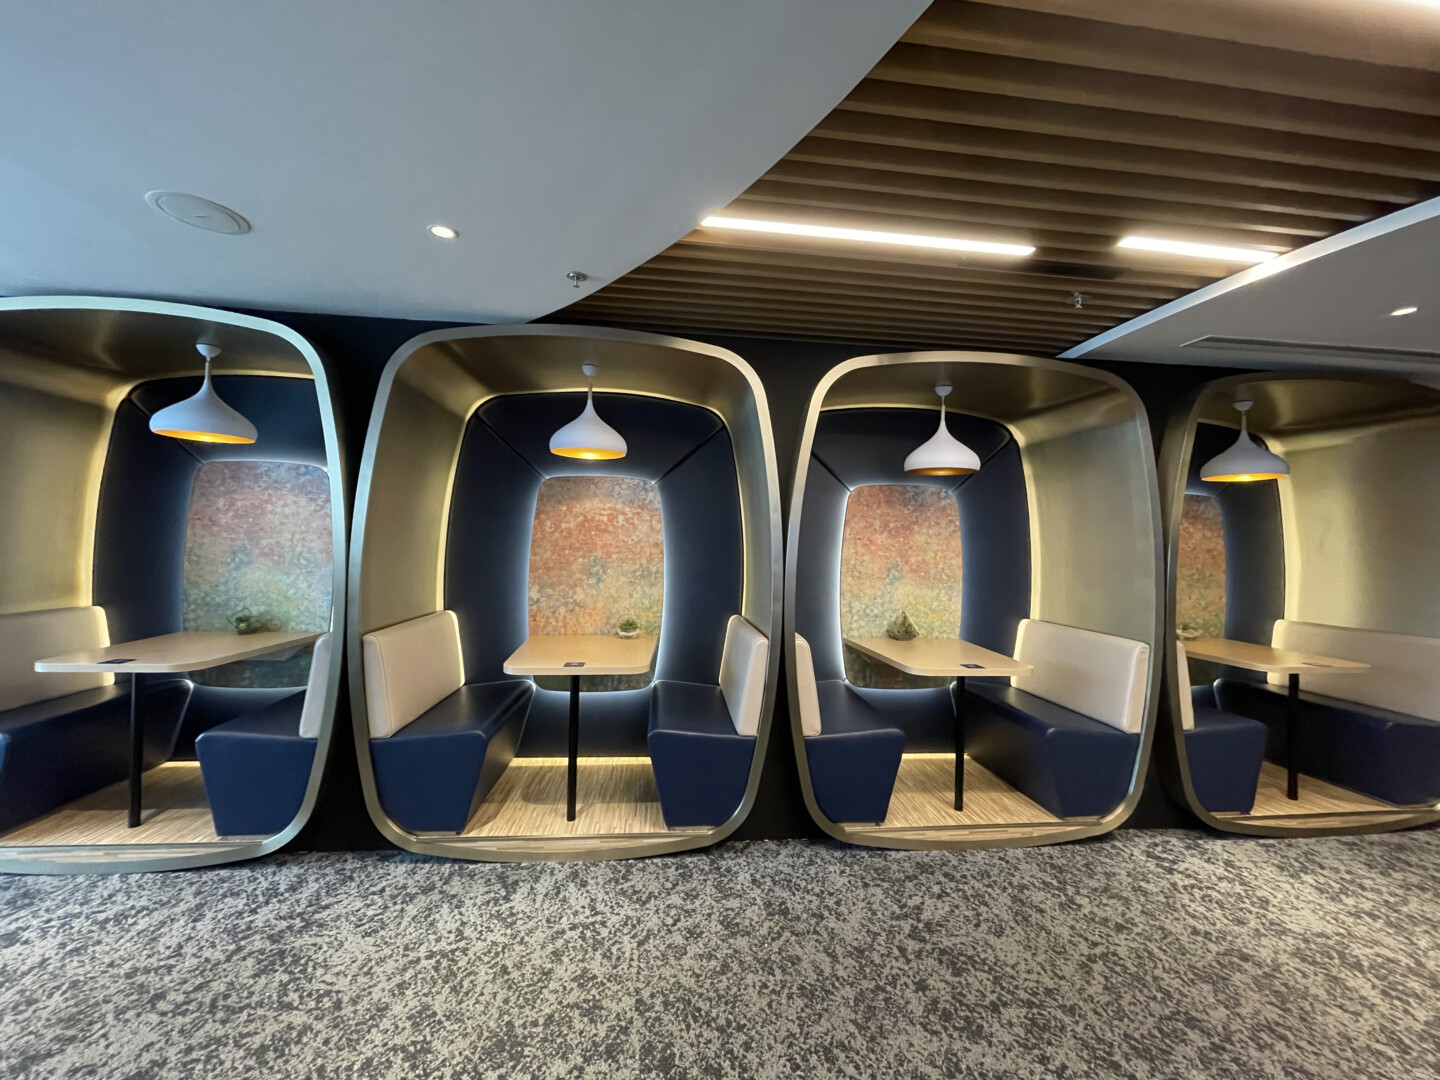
[
  {"x1": 843, "y1": 637, "x2": 1032, "y2": 812},
  {"x1": 1183, "y1": 638, "x2": 1369, "y2": 800},
  {"x1": 35, "y1": 630, "x2": 321, "y2": 828},
  {"x1": 504, "y1": 634, "x2": 658, "y2": 821}
]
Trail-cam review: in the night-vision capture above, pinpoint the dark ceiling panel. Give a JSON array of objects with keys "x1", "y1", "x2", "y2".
[{"x1": 558, "y1": 0, "x2": 1440, "y2": 353}]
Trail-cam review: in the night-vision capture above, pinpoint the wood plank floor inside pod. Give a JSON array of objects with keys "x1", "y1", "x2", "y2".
[
  {"x1": 865, "y1": 753, "x2": 1070, "y2": 832},
  {"x1": 1219, "y1": 761, "x2": 1412, "y2": 825},
  {"x1": 462, "y1": 756, "x2": 676, "y2": 839},
  {"x1": 0, "y1": 762, "x2": 256, "y2": 847}
]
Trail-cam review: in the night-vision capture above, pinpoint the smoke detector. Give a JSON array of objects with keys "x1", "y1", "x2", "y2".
[{"x1": 145, "y1": 191, "x2": 251, "y2": 234}]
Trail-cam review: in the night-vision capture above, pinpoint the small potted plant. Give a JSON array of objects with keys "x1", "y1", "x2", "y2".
[
  {"x1": 230, "y1": 607, "x2": 264, "y2": 635},
  {"x1": 886, "y1": 610, "x2": 919, "y2": 641},
  {"x1": 617, "y1": 617, "x2": 640, "y2": 640}
]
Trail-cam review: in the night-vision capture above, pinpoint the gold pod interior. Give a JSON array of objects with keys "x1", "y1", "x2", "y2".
[
  {"x1": 0, "y1": 297, "x2": 347, "y2": 874},
  {"x1": 1160, "y1": 372, "x2": 1440, "y2": 836},
  {"x1": 785, "y1": 352, "x2": 1163, "y2": 850}
]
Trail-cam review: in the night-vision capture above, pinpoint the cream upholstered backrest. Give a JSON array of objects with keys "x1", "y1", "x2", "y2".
[
  {"x1": 1176, "y1": 640, "x2": 1195, "y2": 732},
  {"x1": 1268, "y1": 620, "x2": 1440, "y2": 722},
  {"x1": 793, "y1": 633, "x2": 823, "y2": 738},
  {"x1": 719, "y1": 615, "x2": 768, "y2": 737},
  {"x1": 297, "y1": 632, "x2": 333, "y2": 739},
  {"x1": 0, "y1": 606, "x2": 113, "y2": 713},
  {"x1": 362, "y1": 611, "x2": 465, "y2": 738},
  {"x1": 1011, "y1": 618, "x2": 1150, "y2": 735}
]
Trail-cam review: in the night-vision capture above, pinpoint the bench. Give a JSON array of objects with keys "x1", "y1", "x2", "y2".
[
  {"x1": 364, "y1": 610, "x2": 533, "y2": 833},
  {"x1": 1176, "y1": 643, "x2": 1268, "y2": 814},
  {"x1": 194, "y1": 633, "x2": 331, "y2": 836},
  {"x1": 964, "y1": 619, "x2": 1146, "y2": 819},
  {"x1": 647, "y1": 616, "x2": 766, "y2": 827},
  {"x1": 793, "y1": 634, "x2": 904, "y2": 825},
  {"x1": 0, "y1": 607, "x2": 190, "y2": 833},
  {"x1": 1214, "y1": 621, "x2": 1440, "y2": 806}
]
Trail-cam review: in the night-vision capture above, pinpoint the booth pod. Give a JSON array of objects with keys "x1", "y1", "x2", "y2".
[
  {"x1": 0, "y1": 297, "x2": 347, "y2": 874},
  {"x1": 349, "y1": 325, "x2": 781, "y2": 861},
  {"x1": 1159, "y1": 372, "x2": 1440, "y2": 835},
  {"x1": 786, "y1": 352, "x2": 1163, "y2": 850}
]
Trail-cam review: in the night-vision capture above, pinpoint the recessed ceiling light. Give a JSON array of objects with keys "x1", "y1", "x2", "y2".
[
  {"x1": 700, "y1": 215, "x2": 1034, "y2": 257},
  {"x1": 1117, "y1": 235, "x2": 1281, "y2": 264},
  {"x1": 1390, "y1": 305, "x2": 1419, "y2": 317},
  {"x1": 428, "y1": 224, "x2": 458, "y2": 240}
]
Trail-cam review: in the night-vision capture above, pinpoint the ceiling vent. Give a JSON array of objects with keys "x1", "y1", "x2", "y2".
[
  {"x1": 1181, "y1": 335, "x2": 1440, "y2": 366},
  {"x1": 145, "y1": 191, "x2": 251, "y2": 235}
]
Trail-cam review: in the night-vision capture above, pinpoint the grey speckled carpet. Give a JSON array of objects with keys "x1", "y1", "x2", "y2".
[{"x1": 2, "y1": 831, "x2": 1438, "y2": 1080}]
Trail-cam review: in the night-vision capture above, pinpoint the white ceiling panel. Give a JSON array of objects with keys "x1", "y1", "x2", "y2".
[{"x1": 0, "y1": 1, "x2": 927, "y2": 322}]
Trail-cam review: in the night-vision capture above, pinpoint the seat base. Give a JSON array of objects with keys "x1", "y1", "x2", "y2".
[
  {"x1": 370, "y1": 680, "x2": 533, "y2": 833},
  {"x1": 1215, "y1": 679, "x2": 1440, "y2": 806},
  {"x1": 648, "y1": 681, "x2": 754, "y2": 828},
  {"x1": 804, "y1": 681, "x2": 905, "y2": 824},
  {"x1": 195, "y1": 693, "x2": 317, "y2": 837},
  {"x1": 964, "y1": 683, "x2": 1138, "y2": 819}
]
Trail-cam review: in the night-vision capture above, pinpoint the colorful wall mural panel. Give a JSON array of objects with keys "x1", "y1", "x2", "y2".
[
  {"x1": 840, "y1": 484, "x2": 963, "y2": 689},
  {"x1": 1176, "y1": 493, "x2": 1227, "y2": 651},
  {"x1": 528, "y1": 476, "x2": 664, "y2": 691},
  {"x1": 182, "y1": 461, "x2": 333, "y2": 688}
]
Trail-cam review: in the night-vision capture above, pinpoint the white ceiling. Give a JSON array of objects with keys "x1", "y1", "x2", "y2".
[
  {"x1": 0, "y1": 1, "x2": 927, "y2": 323},
  {"x1": 1062, "y1": 196, "x2": 1440, "y2": 375}
]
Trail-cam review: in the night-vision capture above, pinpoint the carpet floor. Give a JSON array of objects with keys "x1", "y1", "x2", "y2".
[{"x1": 1, "y1": 830, "x2": 1438, "y2": 1080}]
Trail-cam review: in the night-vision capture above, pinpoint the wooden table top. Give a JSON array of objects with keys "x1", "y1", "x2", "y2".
[
  {"x1": 504, "y1": 634, "x2": 658, "y2": 677},
  {"x1": 843, "y1": 636, "x2": 1033, "y2": 679},
  {"x1": 35, "y1": 630, "x2": 321, "y2": 674},
  {"x1": 1183, "y1": 638, "x2": 1371, "y2": 675}
]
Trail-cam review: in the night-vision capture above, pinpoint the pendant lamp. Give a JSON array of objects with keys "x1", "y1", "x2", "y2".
[
  {"x1": 1199, "y1": 400, "x2": 1288, "y2": 482},
  {"x1": 904, "y1": 383, "x2": 980, "y2": 476},
  {"x1": 549, "y1": 362, "x2": 627, "y2": 460},
  {"x1": 149, "y1": 344, "x2": 257, "y2": 444}
]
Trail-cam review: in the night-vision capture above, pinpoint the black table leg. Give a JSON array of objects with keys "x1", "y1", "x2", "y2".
[
  {"x1": 954, "y1": 676, "x2": 967, "y2": 813},
  {"x1": 1286, "y1": 672, "x2": 1300, "y2": 801},
  {"x1": 567, "y1": 674, "x2": 580, "y2": 822},
  {"x1": 128, "y1": 673, "x2": 147, "y2": 828}
]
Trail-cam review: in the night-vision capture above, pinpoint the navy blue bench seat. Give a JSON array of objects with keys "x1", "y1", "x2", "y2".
[
  {"x1": 647, "y1": 616, "x2": 768, "y2": 828},
  {"x1": 647, "y1": 681, "x2": 755, "y2": 827},
  {"x1": 964, "y1": 683, "x2": 1138, "y2": 819},
  {"x1": 1214, "y1": 678, "x2": 1440, "y2": 806},
  {"x1": 1183, "y1": 684, "x2": 1268, "y2": 814},
  {"x1": 195, "y1": 692, "x2": 316, "y2": 836},
  {"x1": 804, "y1": 681, "x2": 905, "y2": 824},
  {"x1": 371, "y1": 680, "x2": 533, "y2": 833},
  {"x1": 0, "y1": 680, "x2": 191, "y2": 834},
  {"x1": 793, "y1": 635, "x2": 904, "y2": 825}
]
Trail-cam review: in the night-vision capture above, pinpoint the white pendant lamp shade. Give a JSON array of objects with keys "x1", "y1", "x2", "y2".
[
  {"x1": 149, "y1": 344, "x2": 257, "y2": 445},
  {"x1": 1200, "y1": 400, "x2": 1288, "y2": 483},
  {"x1": 549, "y1": 362, "x2": 627, "y2": 460},
  {"x1": 904, "y1": 383, "x2": 980, "y2": 476}
]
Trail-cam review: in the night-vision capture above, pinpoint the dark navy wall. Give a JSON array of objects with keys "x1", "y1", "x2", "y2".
[
  {"x1": 957, "y1": 438, "x2": 1031, "y2": 658},
  {"x1": 443, "y1": 392, "x2": 743, "y2": 757}
]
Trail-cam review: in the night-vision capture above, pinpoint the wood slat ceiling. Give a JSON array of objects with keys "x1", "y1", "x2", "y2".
[{"x1": 557, "y1": 0, "x2": 1440, "y2": 355}]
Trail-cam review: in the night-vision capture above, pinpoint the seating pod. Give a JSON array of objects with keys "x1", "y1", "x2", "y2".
[
  {"x1": 1158, "y1": 372, "x2": 1440, "y2": 835},
  {"x1": 350, "y1": 326, "x2": 781, "y2": 861},
  {"x1": 785, "y1": 351, "x2": 1163, "y2": 850},
  {"x1": 0, "y1": 297, "x2": 346, "y2": 875}
]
